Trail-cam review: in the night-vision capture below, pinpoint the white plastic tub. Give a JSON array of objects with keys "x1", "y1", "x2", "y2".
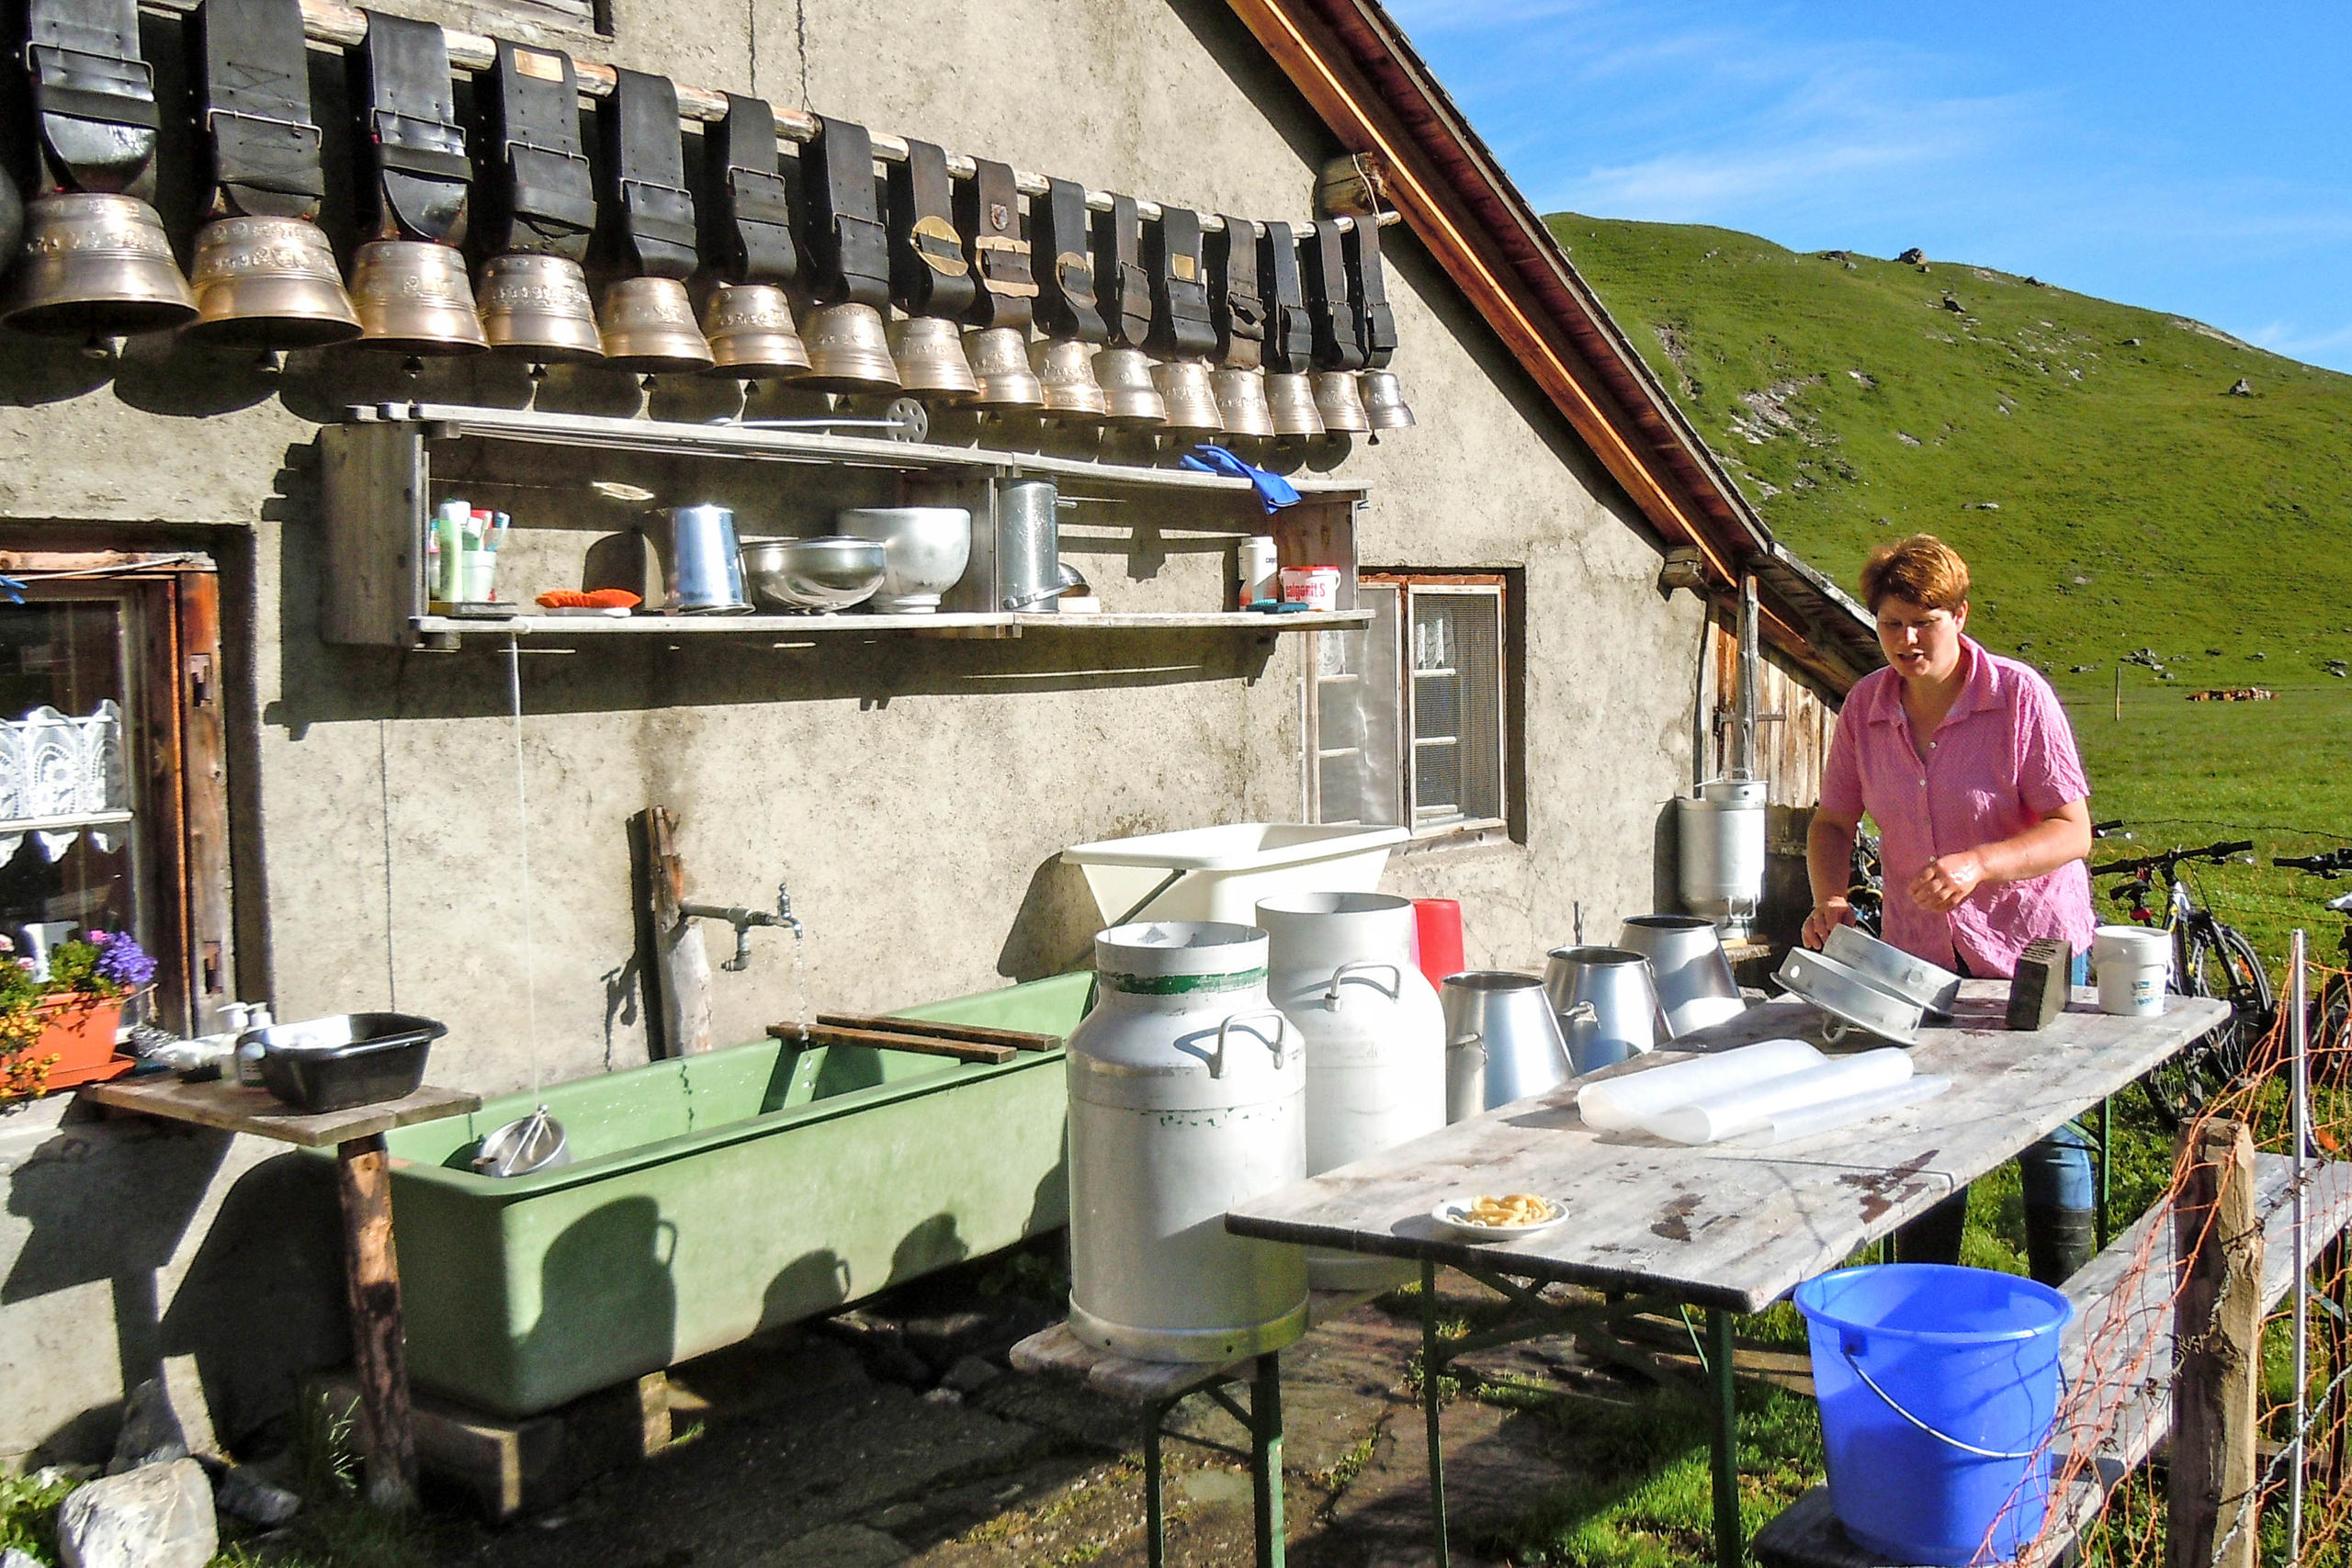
[{"x1": 1063, "y1": 823, "x2": 1410, "y2": 928}]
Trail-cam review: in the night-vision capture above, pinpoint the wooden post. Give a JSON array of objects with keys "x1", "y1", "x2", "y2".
[
  {"x1": 2169, "y1": 1119, "x2": 2262, "y2": 1568},
  {"x1": 639, "y1": 805, "x2": 712, "y2": 1057},
  {"x1": 2114, "y1": 661, "x2": 2123, "y2": 722},
  {"x1": 336, "y1": 1134, "x2": 418, "y2": 1511}
]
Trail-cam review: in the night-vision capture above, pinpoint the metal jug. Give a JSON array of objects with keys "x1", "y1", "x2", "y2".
[
  {"x1": 1616, "y1": 916, "x2": 1743, "y2": 1037},
  {"x1": 1440, "y1": 972, "x2": 1569, "y2": 1114},
  {"x1": 999, "y1": 479, "x2": 1061, "y2": 611},
  {"x1": 648, "y1": 505, "x2": 750, "y2": 614},
  {"x1": 1543, "y1": 946, "x2": 1665, "y2": 1075}
]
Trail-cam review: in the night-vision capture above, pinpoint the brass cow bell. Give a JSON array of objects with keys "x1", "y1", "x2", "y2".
[
  {"x1": 1361, "y1": 367, "x2": 1416, "y2": 430},
  {"x1": 965, "y1": 325, "x2": 1042, "y2": 410},
  {"x1": 185, "y1": 215, "x2": 360, "y2": 349},
  {"x1": 1029, "y1": 337, "x2": 1106, "y2": 423},
  {"x1": 1092, "y1": 346, "x2": 1167, "y2": 428},
  {"x1": 478, "y1": 254, "x2": 603, "y2": 363},
  {"x1": 349, "y1": 239, "x2": 488, "y2": 355},
  {"x1": 888, "y1": 313, "x2": 978, "y2": 401},
  {"x1": 1152, "y1": 358, "x2": 1223, "y2": 438},
  {"x1": 5, "y1": 193, "x2": 198, "y2": 339},
  {"x1": 797, "y1": 300, "x2": 899, "y2": 392},
  {"x1": 599, "y1": 276, "x2": 715, "y2": 373},
  {"x1": 1264, "y1": 371, "x2": 1326, "y2": 438},
  {"x1": 1209, "y1": 366, "x2": 1275, "y2": 438},
  {"x1": 700, "y1": 283, "x2": 809, "y2": 378},
  {"x1": 1310, "y1": 368, "x2": 1371, "y2": 434}
]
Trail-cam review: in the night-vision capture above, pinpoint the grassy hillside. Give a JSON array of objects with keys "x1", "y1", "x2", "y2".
[{"x1": 1549, "y1": 215, "x2": 2352, "y2": 961}]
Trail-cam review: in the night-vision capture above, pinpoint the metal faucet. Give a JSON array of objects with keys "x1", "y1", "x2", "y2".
[{"x1": 679, "y1": 884, "x2": 799, "y2": 972}]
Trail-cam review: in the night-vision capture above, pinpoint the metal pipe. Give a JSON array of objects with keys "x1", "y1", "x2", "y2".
[
  {"x1": 2290, "y1": 926, "x2": 2310, "y2": 1565},
  {"x1": 1736, "y1": 573, "x2": 1759, "y2": 782},
  {"x1": 1421, "y1": 1259, "x2": 1449, "y2": 1568},
  {"x1": 1709, "y1": 1308, "x2": 1740, "y2": 1568}
]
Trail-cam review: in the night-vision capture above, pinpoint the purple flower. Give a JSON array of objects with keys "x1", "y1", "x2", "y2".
[{"x1": 93, "y1": 932, "x2": 156, "y2": 990}]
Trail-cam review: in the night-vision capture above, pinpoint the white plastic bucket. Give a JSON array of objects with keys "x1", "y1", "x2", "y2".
[
  {"x1": 2092, "y1": 925, "x2": 2170, "y2": 1016},
  {"x1": 1279, "y1": 565, "x2": 1341, "y2": 611}
]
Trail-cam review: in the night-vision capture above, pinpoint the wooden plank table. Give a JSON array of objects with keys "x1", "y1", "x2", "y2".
[
  {"x1": 1225, "y1": 984, "x2": 2231, "y2": 1568},
  {"x1": 83, "y1": 1072, "x2": 481, "y2": 1509}
]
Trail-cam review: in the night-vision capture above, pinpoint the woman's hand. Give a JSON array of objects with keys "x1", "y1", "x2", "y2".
[
  {"x1": 1803, "y1": 897, "x2": 1856, "y2": 949},
  {"x1": 1908, "y1": 852, "x2": 1986, "y2": 914}
]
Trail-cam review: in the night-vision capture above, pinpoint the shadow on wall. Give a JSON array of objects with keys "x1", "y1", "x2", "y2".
[
  {"x1": 1653, "y1": 798, "x2": 1681, "y2": 918},
  {"x1": 996, "y1": 854, "x2": 1104, "y2": 984},
  {"x1": 510, "y1": 1197, "x2": 677, "y2": 1416}
]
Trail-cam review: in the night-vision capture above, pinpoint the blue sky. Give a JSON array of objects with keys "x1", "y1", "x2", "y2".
[{"x1": 1385, "y1": 2, "x2": 2352, "y2": 373}]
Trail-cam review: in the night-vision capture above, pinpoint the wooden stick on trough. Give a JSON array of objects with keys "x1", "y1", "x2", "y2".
[
  {"x1": 814, "y1": 1011, "x2": 1062, "y2": 1051},
  {"x1": 770, "y1": 1022, "x2": 1015, "y2": 1065}
]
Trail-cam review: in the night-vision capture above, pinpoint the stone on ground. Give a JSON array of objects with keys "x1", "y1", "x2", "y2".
[
  {"x1": 57, "y1": 1459, "x2": 217, "y2": 1568},
  {"x1": 214, "y1": 1464, "x2": 303, "y2": 1526}
]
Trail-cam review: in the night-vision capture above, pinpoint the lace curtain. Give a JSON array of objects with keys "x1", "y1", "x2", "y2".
[{"x1": 0, "y1": 700, "x2": 129, "y2": 863}]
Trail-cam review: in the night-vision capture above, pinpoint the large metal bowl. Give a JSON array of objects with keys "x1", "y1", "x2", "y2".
[
  {"x1": 835, "y1": 506, "x2": 972, "y2": 613},
  {"x1": 1775, "y1": 946, "x2": 1925, "y2": 1046},
  {"x1": 741, "y1": 536, "x2": 887, "y2": 613}
]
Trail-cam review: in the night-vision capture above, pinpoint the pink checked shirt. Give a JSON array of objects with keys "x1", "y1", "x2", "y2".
[{"x1": 1820, "y1": 636, "x2": 2096, "y2": 976}]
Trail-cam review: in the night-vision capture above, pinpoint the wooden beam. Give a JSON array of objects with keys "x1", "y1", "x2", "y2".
[
  {"x1": 639, "y1": 807, "x2": 712, "y2": 1058},
  {"x1": 336, "y1": 1134, "x2": 418, "y2": 1512},
  {"x1": 2170, "y1": 1119, "x2": 2261, "y2": 1568}
]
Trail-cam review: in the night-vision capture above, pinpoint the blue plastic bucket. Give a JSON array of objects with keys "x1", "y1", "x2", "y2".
[{"x1": 1793, "y1": 1264, "x2": 2073, "y2": 1565}]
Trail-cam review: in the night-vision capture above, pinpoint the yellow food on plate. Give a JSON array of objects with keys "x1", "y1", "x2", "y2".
[{"x1": 1462, "y1": 1193, "x2": 1556, "y2": 1227}]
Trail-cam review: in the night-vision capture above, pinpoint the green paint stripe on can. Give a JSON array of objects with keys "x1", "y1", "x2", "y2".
[{"x1": 1098, "y1": 965, "x2": 1268, "y2": 996}]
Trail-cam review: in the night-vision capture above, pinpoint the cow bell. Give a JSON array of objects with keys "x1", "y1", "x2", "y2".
[
  {"x1": 1152, "y1": 358, "x2": 1224, "y2": 438},
  {"x1": 1361, "y1": 367, "x2": 1416, "y2": 430},
  {"x1": 699, "y1": 283, "x2": 808, "y2": 378},
  {"x1": 4, "y1": 193, "x2": 198, "y2": 339},
  {"x1": 965, "y1": 325, "x2": 1042, "y2": 410},
  {"x1": 478, "y1": 254, "x2": 603, "y2": 363},
  {"x1": 1311, "y1": 368, "x2": 1371, "y2": 434},
  {"x1": 599, "y1": 276, "x2": 715, "y2": 373},
  {"x1": 888, "y1": 314, "x2": 978, "y2": 401},
  {"x1": 797, "y1": 299, "x2": 899, "y2": 392},
  {"x1": 1092, "y1": 346, "x2": 1168, "y2": 427},
  {"x1": 184, "y1": 216, "x2": 360, "y2": 350},
  {"x1": 349, "y1": 239, "x2": 488, "y2": 355},
  {"x1": 1210, "y1": 366, "x2": 1275, "y2": 438},
  {"x1": 1265, "y1": 371, "x2": 1326, "y2": 438},
  {"x1": 1029, "y1": 337, "x2": 1106, "y2": 423}
]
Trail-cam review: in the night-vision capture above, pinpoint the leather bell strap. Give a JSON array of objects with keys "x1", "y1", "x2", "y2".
[
  {"x1": 600, "y1": 70, "x2": 697, "y2": 279},
  {"x1": 198, "y1": 0, "x2": 323, "y2": 218},
  {"x1": 25, "y1": 0, "x2": 161, "y2": 196},
  {"x1": 1031, "y1": 176, "x2": 1102, "y2": 344},
  {"x1": 1305, "y1": 219, "x2": 1367, "y2": 371},
  {"x1": 957, "y1": 157, "x2": 1033, "y2": 332},
  {"x1": 805, "y1": 116, "x2": 888, "y2": 309},
  {"x1": 1091, "y1": 195, "x2": 1152, "y2": 350},
  {"x1": 701, "y1": 94, "x2": 796, "y2": 285},
  {"x1": 1145, "y1": 206, "x2": 1216, "y2": 361},
  {"x1": 358, "y1": 12, "x2": 469, "y2": 243},
  {"x1": 1259, "y1": 220, "x2": 1313, "y2": 374},
  {"x1": 1348, "y1": 218, "x2": 1397, "y2": 369},
  {"x1": 479, "y1": 40, "x2": 595, "y2": 260},
  {"x1": 886, "y1": 138, "x2": 974, "y2": 320},
  {"x1": 1208, "y1": 214, "x2": 1262, "y2": 369}
]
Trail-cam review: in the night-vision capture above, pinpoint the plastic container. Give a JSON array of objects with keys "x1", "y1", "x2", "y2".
[
  {"x1": 1279, "y1": 565, "x2": 1341, "y2": 612},
  {"x1": 1794, "y1": 1264, "x2": 2071, "y2": 1565},
  {"x1": 1063, "y1": 822, "x2": 1408, "y2": 928},
  {"x1": 1577, "y1": 1038, "x2": 1825, "y2": 1132},
  {"x1": 2093, "y1": 924, "x2": 2171, "y2": 1016},
  {"x1": 1412, "y1": 898, "x2": 1465, "y2": 991},
  {"x1": 250, "y1": 1012, "x2": 447, "y2": 1112}
]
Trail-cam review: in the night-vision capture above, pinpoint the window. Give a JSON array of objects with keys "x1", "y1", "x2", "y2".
[{"x1": 1307, "y1": 573, "x2": 1511, "y2": 841}]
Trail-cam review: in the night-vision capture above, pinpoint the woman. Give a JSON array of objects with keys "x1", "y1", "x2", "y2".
[{"x1": 1804, "y1": 534, "x2": 2098, "y2": 1282}]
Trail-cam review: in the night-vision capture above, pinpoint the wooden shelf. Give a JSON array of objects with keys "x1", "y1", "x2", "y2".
[
  {"x1": 402, "y1": 608, "x2": 1373, "y2": 644},
  {"x1": 1013, "y1": 611, "x2": 1371, "y2": 631}
]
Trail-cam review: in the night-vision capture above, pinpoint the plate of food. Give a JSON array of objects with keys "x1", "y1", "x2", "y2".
[{"x1": 1430, "y1": 1192, "x2": 1567, "y2": 1241}]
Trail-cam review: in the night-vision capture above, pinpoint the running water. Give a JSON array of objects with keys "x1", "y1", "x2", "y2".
[{"x1": 788, "y1": 922, "x2": 810, "y2": 1046}]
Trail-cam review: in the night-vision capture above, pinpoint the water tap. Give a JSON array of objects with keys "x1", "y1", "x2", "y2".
[{"x1": 681, "y1": 883, "x2": 800, "y2": 972}]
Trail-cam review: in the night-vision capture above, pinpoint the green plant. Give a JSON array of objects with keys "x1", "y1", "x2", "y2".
[{"x1": 0, "y1": 929, "x2": 153, "y2": 1100}]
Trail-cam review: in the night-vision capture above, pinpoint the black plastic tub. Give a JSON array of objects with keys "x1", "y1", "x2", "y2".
[{"x1": 251, "y1": 1012, "x2": 447, "y2": 1112}]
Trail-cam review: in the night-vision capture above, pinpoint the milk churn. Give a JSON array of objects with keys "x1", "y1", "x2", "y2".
[
  {"x1": 1258, "y1": 893, "x2": 1444, "y2": 1289},
  {"x1": 1067, "y1": 921, "x2": 1308, "y2": 1362}
]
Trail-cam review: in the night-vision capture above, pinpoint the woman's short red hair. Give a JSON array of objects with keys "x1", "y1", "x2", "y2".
[{"x1": 1860, "y1": 535, "x2": 1971, "y2": 613}]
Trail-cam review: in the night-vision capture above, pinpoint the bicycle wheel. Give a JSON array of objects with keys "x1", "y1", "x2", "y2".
[
  {"x1": 2143, "y1": 920, "x2": 2274, "y2": 1127},
  {"x1": 2312, "y1": 977, "x2": 2352, "y2": 1092}
]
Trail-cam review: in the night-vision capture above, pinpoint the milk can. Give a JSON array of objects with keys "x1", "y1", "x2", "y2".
[
  {"x1": 1259, "y1": 893, "x2": 1445, "y2": 1289},
  {"x1": 1067, "y1": 920, "x2": 1309, "y2": 1362}
]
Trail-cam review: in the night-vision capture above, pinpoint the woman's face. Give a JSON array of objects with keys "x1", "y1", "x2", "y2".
[{"x1": 1875, "y1": 596, "x2": 1968, "y2": 683}]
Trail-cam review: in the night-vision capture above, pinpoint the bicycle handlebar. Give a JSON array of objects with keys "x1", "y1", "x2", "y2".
[
  {"x1": 2093, "y1": 840, "x2": 2255, "y2": 877},
  {"x1": 2277, "y1": 850, "x2": 2352, "y2": 875}
]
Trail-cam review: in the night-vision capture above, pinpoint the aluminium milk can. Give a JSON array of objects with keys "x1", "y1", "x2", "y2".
[
  {"x1": 1067, "y1": 920, "x2": 1309, "y2": 1362},
  {"x1": 1258, "y1": 893, "x2": 1445, "y2": 1289}
]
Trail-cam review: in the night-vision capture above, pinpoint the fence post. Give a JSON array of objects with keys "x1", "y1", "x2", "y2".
[{"x1": 2169, "y1": 1118, "x2": 2262, "y2": 1568}]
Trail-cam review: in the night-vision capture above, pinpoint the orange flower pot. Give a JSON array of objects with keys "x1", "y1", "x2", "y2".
[{"x1": 17, "y1": 994, "x2": 129, "y2": 1093}]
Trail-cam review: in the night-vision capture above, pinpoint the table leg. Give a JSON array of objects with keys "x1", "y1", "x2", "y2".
[
  {"x1": 1422, "y1": 1259, "x2": 1449, "y2": 1568},
  {"x1": 335, "y1": 1134, "x2": 417, "y2": 1511},
  {"x1": 1144, "y1": 1399, "x2": 1166, "y2": 1568},
  {"x1": 1251, "y1": 1352, "x2": 1284, "y2": 1568},
  {"x1": 1708, "y1": 1308, "x2": 1740, "y2": 1568},
  {"x1": 2098, "y1": 1097, "x2": 2113, "y2": 1250}
]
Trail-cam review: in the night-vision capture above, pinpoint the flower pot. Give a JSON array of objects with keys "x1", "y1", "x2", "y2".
[{"x1": 16, "y1": 995, "x2": 129, "y2": 1093}]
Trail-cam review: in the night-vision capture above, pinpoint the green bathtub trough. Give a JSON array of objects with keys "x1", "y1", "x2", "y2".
[{"x1": 379, "y1": 973, "x2": 1090, "y2": 1417}]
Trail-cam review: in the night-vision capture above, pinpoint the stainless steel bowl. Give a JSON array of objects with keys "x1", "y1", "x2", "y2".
[
  {"x1": 1824, "y1": 923, "x2": 1962, "y2": 1016},
  {"x1": 1775, "y1": 946, "x2": 1926, "y2": 1046},
  {"x1": 741, "y1": 536, "x2": 887, "y2": 613},
  {"x1": 835, "y1": 506, "x2": 972, "y2": 614}
]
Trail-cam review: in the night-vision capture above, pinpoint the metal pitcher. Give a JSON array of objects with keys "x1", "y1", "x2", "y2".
[
  {"x1": 1544, "y1": 946, "x2": 1665, "y2": 1075},
  {"x1": 1616, "y1": 915, "x2": 1743, "y2": 1037},
  {"x1": 648, "y1": 505, "x2": 751, "y2": 614},
  {"x1": 1440, "y1": 972, "x2": 1569, "y2": 1115},
  {"x1": 999, "y1": 479, "x2": 1061, "y2": 611}
]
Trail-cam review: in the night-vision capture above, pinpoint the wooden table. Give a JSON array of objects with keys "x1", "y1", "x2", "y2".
[
  {"x1": 83, "y1": 1073, "x2": 481, "y2": 1510},
  {"x1": 1225, "y1": 984, "x2": 2231, "y2": 1568}
]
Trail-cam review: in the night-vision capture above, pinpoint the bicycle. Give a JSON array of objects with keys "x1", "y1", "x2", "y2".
[
  {"x1": 2092, "y1": 838, "x2": 2275, "y2": 1127},
  {"x1": 2274, "y1": 848, "x2": 2352, "y2": 1091},
  {"x1": 1847, "y1": 827, "x2": 1883, "y2": 937}
]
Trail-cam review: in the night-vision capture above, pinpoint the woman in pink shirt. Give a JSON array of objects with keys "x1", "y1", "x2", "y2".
[{"x1": 1804, "y1": 535, "x2": 2098, "y2": 1282}]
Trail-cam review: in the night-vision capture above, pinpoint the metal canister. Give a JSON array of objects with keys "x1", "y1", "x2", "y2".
[
  {"x1": 1543, "y1": 946, "x2": 1665, "y2": 1075},
  {"x1": 998, "y1": 479, "x2": 1060, "y2": 611},
  {"x1": 1067, "y1": 920, "x2": 1308, "y2": 1362},
  {"x1": 1440, "y1": 971, "x2": 1569, "y2": 1113},
  {"x1": 648, "y1": 505, "x2": 750, "y2": 614}
]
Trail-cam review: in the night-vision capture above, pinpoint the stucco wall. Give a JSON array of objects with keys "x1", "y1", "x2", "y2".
[{"x1": 0, "y1": 0, "x2": 1702, "y2": 1464}]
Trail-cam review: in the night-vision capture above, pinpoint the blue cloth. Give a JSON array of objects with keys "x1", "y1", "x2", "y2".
[{"x1": 1181, "y1": 445, "x2": 1301, "y2": 514}]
